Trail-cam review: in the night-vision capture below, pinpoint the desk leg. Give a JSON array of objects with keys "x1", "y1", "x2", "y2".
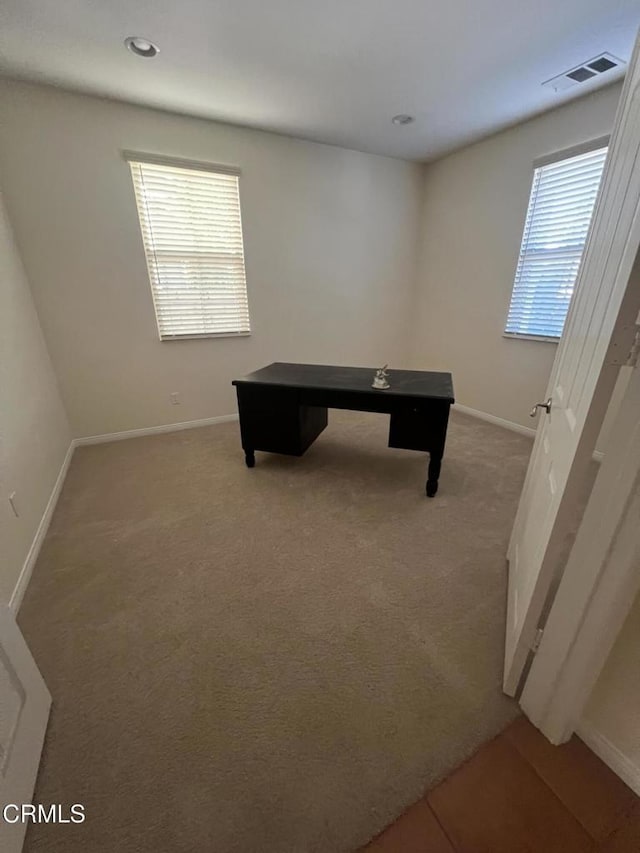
[
  {"x1": 426, "y1": 453, "x2": 442, "y2": 497},
  {"x1": 244, "y1": 450, "x2": 255, "y2": 468}
]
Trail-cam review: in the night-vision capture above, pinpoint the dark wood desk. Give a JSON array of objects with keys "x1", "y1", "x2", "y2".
[{"x1": 232, "y1": 363, "x2": 455, "y2": 496}]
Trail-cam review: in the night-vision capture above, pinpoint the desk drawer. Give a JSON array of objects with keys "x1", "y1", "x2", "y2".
[
  {"x1": 235, "y1": 386, "x2": 327, "y2": 456},
  {"x1": 388, "y1": 406, "x2": 449, "y2": 453}
]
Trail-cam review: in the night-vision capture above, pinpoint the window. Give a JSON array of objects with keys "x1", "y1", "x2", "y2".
[
  {"x1": 127, "y1": 155, "x2": 250, "y2": 340},
  {"x1": 505, "y1": 142, "x2": 608, "y2": 340}
]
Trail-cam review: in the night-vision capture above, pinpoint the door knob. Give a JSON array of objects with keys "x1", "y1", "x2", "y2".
[{"x1": 529, "y1": 397, "x2": 552, "y2": 417}]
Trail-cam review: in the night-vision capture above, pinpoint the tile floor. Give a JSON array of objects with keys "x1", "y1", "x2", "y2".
[{"x1": 363, "y1": 717, "x2": 639, "y2": 852}]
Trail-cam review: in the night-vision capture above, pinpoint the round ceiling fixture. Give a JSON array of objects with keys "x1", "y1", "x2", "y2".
[
  {"x1": 391, "y1": 114, "x2": 415, "y2": 126},
  {"x1": 125, "y1": 36, "x2": 160, "y2": 58}
]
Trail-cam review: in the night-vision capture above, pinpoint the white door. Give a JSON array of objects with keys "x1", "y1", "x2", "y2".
[
  {"x1": 504, "y1": 34, "x2": 640, "y2": 696},
  {"x1": 0, "y1": 606, "x2": 51, "y2": 853}
]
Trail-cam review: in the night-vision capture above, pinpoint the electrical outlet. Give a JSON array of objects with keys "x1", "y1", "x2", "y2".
[
  {"x1": 170, "y1": 392, "x2": 181, "y2": 405},
  {"x1": 9, "y1": 492, "x2": 19, "y2": 518}
]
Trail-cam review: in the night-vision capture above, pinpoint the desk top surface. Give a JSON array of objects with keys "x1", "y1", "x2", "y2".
[{"x1": 233, "y1": 363, "x2": 455, "y2": 402}]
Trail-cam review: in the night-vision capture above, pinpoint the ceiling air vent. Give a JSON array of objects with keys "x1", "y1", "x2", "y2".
[{"x1": 542, "y1": 53, "x2": 625, "y2": 93}]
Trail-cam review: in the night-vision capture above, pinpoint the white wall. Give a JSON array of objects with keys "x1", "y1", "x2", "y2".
[
  {"x1": 410, "y1": 83, "x2": 622, "y2": 428},
  {"x1": 0, "y1": 79, "x2": 423, "y2": 438},
  {"x1": 0, "y1": 189, "x2": 71, "y2": 605},
  {"x1": 582, "y1": 591, "x2": 640, "y2": 793}
]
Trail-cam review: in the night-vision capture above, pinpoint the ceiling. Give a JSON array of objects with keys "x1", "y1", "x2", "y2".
[{"x1": 0, "y1": 0, "x2": 637, "y2": 161}]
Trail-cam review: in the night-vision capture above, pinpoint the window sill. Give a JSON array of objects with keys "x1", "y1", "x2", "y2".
[
  {"x1": 160, "y1": 332, "x2": 251, "y2": 342},
  {"x1": 503, "y1": 332, "x2": 559, "y2": 344}
]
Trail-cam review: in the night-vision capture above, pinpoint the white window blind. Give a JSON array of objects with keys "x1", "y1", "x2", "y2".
[
  {"x1": 505, "y1": 144, "x2": 608, "y2": 340},
  {"x1": 128, "y1": 156, "x2": 250, "y2": 340}
]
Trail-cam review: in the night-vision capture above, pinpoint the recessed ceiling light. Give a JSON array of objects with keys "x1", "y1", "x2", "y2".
[
  {"x1": 125, "y1": 36, "x2": 160, "y2": 58},
  {"x1": 391, "y1": 114, "x2": 415, "y2": 126}
]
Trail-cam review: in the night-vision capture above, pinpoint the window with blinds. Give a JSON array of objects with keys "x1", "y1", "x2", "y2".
[
  {"x1": 127, "y1": 156, "x2": 250, "y2": 340},
  {"x1": 505, "y1": 143, "x2": 608, "y2": 340}
]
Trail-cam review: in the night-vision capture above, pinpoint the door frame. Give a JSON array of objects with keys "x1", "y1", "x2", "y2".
[
  {"x1": 520, "y1": 351, "x2": 640, "y2": 744},
  {"x1": 0, "y1": 606, "x2": 51, "y2": 853}
]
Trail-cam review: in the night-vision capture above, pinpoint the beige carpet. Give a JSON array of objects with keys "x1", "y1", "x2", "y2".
[{"x1": 19, "y1": 409, "x2": 531, "y2": 853}]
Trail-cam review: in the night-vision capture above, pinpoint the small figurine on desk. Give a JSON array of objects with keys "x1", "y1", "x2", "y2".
[{"x1": 372, "y1": 364, "x2": 390, "y2": 390}]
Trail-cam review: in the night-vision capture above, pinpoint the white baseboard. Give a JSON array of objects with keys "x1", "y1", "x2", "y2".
[
  {"x1": 75, "y1": 413, "x2": 238, "y2": 446},
  {"x1": 10, "y1": 441, "x2": 76, "y2": 614},
  {"x1": 454, "y1": 404, "x2": 605, "y2": 464},
  {"x1": 11, "y1": 414, "x2": 239, "y2": 611},
  {"x1": 453, "y1": 403, "x2": 536, "y2": 438},
  {"x1": 577, "y1": 721, "x2": 640, "y2": 796}
]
